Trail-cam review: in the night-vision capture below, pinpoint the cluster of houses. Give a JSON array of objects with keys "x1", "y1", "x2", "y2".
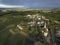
[
  {"x1": 17, "y1": 14, "x2": 49, "y2": 37},
  {"x1": 17, "y1": 14, "x2": 60, "y2": 45},
  {"x1": 27, "y1": 14, "x2": 49, "y2": 37}
]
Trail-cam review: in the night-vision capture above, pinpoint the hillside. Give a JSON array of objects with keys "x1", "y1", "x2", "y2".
[{"x1": 0, "y1": 9, "x2": 60, "y2": 45}]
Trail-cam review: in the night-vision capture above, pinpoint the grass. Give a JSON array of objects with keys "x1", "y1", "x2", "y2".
[{"x1": 0, "y1": 9, "x2": 60, "y2": 45}]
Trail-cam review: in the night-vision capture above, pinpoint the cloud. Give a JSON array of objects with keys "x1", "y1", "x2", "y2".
[
  {"x1": 0, "y1": 4, "x2": 25, "y2": 8},
  {"x1": 0, "y1": 0, "x2": 60, "y2": 8}
]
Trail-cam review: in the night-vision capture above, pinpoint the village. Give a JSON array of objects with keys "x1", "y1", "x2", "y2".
[{"x1": 16, "y1": 14, "x2": 60, "y2": 45}]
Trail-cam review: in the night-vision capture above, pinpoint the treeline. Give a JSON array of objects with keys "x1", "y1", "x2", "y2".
[
  {"x1": 0, "y1": 10, "x2": 41, "y2": 16},
  {"x1": 0, "y1": 9, "x2": 60, "y2": 21}
]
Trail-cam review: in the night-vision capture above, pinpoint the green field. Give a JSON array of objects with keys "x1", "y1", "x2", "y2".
[{"x1": 0, "y1": 9, "x2": 60, "y2": 45}]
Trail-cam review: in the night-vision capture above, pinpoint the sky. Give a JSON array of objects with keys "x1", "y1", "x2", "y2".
[{"x1": 0, "y1": 0, "x2": 60, "y2": 8}]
